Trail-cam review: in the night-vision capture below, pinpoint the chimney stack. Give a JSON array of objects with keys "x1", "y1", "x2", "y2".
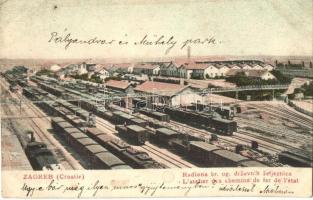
[{"x1": 187, "y1": 46, "x2": 191, "y2": 60}]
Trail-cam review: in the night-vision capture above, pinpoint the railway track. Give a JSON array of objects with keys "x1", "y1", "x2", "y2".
[
  {"x1": 236, "y1": 118, "x2": 311, "y2": 142},
  {"x1": 236, "y1": 130, "x2": 307, "y2": 154},
  {"x1": 96, "y1": 119, "x2": 116, "y2": 132},
  {"x1": 169, "y1": 120, "x2": 283, "y2": 154},
  {"x1": 1, "y1": 79, "x2": 83, "y2": 170},
  {"x1": 246, "y1": 103, "x2": 312, "y2": 130},
  {"x1": 27, "y1": 79, "x2": 198, "y2": 169},
  {"x1": 140, "y1": 144, "x2": 194, "y2": 168},
  {"x1": 277, "y1": 103, "x2": 312, "y2": 121}
]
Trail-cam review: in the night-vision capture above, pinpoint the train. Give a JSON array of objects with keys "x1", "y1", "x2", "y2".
[
  {"x1": 51, "y1": 117, "x2": 132, "y2": 169},
  {"x1": 23, "y1": 131, "x2": 62, "y2": 170},
  {"x1": 37, "y1": 81, "x2": 64, "y2": 97},
  {"x1": 148, "y1": 128, "x2": 267, "y2": 167},
  {"x1": 112, "y1": 111, "x2": 149, "y2": 127},
  {"x1": 24, "y1": 77, "x2": 268, "y2": 167},
  {"x1": 115, "y1": 125, "x2": 148, "y2": 145},
  {"x1": 187, "y1": 103, "x2": 235, "y2": 119},
  {"x1": 163, "y1": 107, "x2": 237, "y2": 135},
  {"x1": 138, "y1": 109, "x2": 170, "y2": 122},
  {"x1": 86, "y1": 128, "x2": 165, "y2": 169},
  {"x1": 25, "y1": 87, "x2": 165, "y2": 169}
]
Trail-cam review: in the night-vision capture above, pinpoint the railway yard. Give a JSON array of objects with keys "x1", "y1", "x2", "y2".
[{"x1": 1, "y1": 73, "x2": 312, "y2": 171}]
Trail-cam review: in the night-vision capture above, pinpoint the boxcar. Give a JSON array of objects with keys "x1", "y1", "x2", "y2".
[
  {"x1": 211, "y1": 149, "x2": 247, "y2": 167},
  {"x1": 84, "y1": 144, "x2": 107, "y2": 167},
  {"x1": 189, "y1": 141, "x2": 219, "y2": 166},
  {"x1": 51, "y1": 117, "x2": 131, "y2": 169},
  {"x1": 154, "y1": 128, "x2": 180, "y2": 146},
  {"x1": 95, "y1": 152, "x2": 131, "y2": 169},
  {"x1": 126, "y1": 125, "x2": 147, "y2": 145},
  {"x1": 129, "y1": 118, "x2": 149, "y2": 127},
  {"x1": 171, "y1": 139, "x2": 189, "y2": 155},
  {"x1": 139, "y1": 109, "x2": 170, "y2": 122},
  {"x1": 97, "y1": 110, "x2": 114, "y2": 121},
  {"x1": 112, "y1": 111, "x2": 135, "y2": 125}
]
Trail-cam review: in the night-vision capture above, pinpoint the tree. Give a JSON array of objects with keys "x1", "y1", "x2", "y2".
[{"x1": 271, "y1": 70, "x2": 292, "y2": 84}]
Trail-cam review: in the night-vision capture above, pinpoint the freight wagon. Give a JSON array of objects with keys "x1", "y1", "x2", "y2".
[
  {"x1": 188, "y1": 103, "x2": 235, "y2": 119},
  {"x1": 115, "y1": 125, "x2": 147, "y2": 145},
  {"x1": 154, "y1": 128, "x2": 180, "y2": 146},
  {"x1": 138, "y1": 109, "x2": 170, "y2": 122},
  {"x1": 51, "y1": 117, "x2": 131, "y2": 170},
  {"x1": 188, "y1": 141, "x2": 219, "y2": 166},
  {"x1": 211, "y1": 149, "x2": 250, "y2": 167},
  {"x1": 112, "y1": 111, "x2": 136, "y2": 124},
  {"x1": 164, "y1": 107, "x2": 237, "y2": 135},
  {"x1": 38, "y1": 82, "x2": 64, "y2": 97},
  {"x1": 85, "y1": 128, "x2": 165, "y2": 169}
]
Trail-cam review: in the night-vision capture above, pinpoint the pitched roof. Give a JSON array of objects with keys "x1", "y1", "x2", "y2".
[
  {"x1": 135, "y1": 81, "x2": 188, "y2": 97},
  {"x1": 238, "y1": 63, "x2": 252, "y2": 68},
  {"x1": 134, "y1": 63, "x2": 160, "y2": 69},
  {"x1": 226, "y1": 69, "x2": 269, "y2": 77},
  {"x1": 172, "y1": 61, "x2": 190, "y2": 68},
  {"x1": 105, "y1": 80, "x2": 131, "y2": 90},
  {"x1": 112, "y1": 63, "x2": 131, "y2": 69},
  {"x1": 214, "y1": 64, "x2": 229, "y2": 69},
  {"x1": 185, "y1": 63, "x2": 209, "y2": 70},
  {"x1": 94, "y1": 64, "x2": 112, "y2": 72}
]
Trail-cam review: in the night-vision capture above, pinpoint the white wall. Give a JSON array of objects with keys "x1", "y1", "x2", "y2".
[
  {"x1": 171, "y1": 87, "x2": 203, "y2": 106},
  {"x1": 205, "y1": 66, "x2": 219, "y2": 78},
  {"x1": 261, "y1": 72, "x2": 276, "y2": 80}
]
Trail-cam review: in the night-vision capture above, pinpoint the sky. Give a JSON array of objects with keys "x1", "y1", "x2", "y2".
[{"x1": 0, "y1": 0, "x2": 312, "y2": 59}]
